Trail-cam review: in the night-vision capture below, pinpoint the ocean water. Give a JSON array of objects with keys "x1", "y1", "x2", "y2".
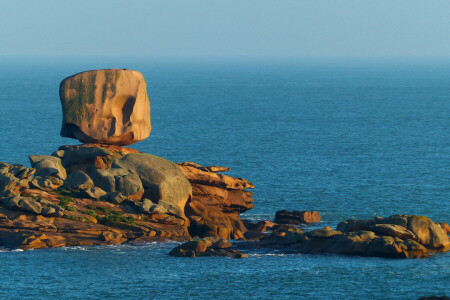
[{"x1": 0, "y1": 57, "x2": 449, "y2": 299}]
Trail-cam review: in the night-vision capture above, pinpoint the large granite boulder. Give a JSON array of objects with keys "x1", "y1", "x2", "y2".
[
  {"x1": 29, "y1": 155, "x2": 66, "y2": 180},
  {"x1": 112, "y1": 153, "x2": 192, "y2": 219},
  {"x1": 59, "y1": 69, "x2": 151, "y2": 146}
]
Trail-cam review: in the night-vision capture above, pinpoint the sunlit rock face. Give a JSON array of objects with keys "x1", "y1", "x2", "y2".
[{"x1": 59, "y1": 69, "x2": 151, "y2": 146}]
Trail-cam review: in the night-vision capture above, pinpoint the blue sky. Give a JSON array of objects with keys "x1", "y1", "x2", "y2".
[{"x1": 0, "y1": 0, "x2": 449, "y2": 57}]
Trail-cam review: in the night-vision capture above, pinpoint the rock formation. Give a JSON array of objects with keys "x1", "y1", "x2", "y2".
[
  {"x1": 177, "y1": 162, "x2": 254, "y2": 240},
  {"x1": 275, "y1": 210, "x2": 321, "y2": 224},
  {"x1": 169, "y1": 237, "x2": 247, "y2": 258},
  {"x1": 60, "y1": 69, "x2": 151, "y2": 146},
  {"x1": 1, "y1": 69, "x2": 449, "y2": 261},
  {"x1": 256, "y1": 215, "x2": 450, "y2": 259},
  {"x1": 0, "y1": 143, "x2": 256, "y2": 250},
  {"x1": 0, "y1": 69, "x2": 259, "y2": 250}
]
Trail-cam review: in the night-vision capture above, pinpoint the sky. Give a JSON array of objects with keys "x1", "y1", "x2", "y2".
[{"x1": 0, "y1": 0, "x2": 449, "y2": 58}]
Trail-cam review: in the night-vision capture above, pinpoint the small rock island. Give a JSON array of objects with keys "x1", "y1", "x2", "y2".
[{"x1": 0, "y1": 69, "x2": 449, "y2": 260}]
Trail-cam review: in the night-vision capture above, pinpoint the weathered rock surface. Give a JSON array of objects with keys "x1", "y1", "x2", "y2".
[
  {"x1": 0, "y1": 162, "x2": 35, "y2": 193},
  {"x1": 29, "y1": 155, "x2": 67, "y2": 180},
  {"x1": 63, "y1": 171, "x2": 94, "y2": 190},
  {"x1": 113, "y1": 153, "x2": 192, "y2": 219},
  {"x1": 178, "y1": 163, "x2": 254, "y2": 190},
  {"x1": 59, "y1": 69, "x2": 151, "y2": 146},
  {"x1": 178, "y1": 162, "x2": 254, "y2": 240},
  {"x1": 275, "y1": 210, "x2": 321, "y2": 225},
  {"x1": 257, "y1": 215, "x2": 449, "y2": 259},
  {"x1": 169, "y1": 237, "x2": 247, "y2": 258}
]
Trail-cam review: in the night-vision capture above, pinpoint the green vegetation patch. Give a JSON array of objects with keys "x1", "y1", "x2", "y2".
[
  {"x1": 63, "y1": 215, "x2": 82, "y2": 221},
  {"x1": 85, "y1": 205, "x2": 135, "y2": 225},
  {"x1": 84, "y1": 209, "x2": 96, "y2": 217},
  {"x1": 102, "y1": 70, "x2": 117, "y2": 103},
  {"x1": 57, "y1": 195, "x2": 74, "y2": 208},
  {"x1": 65, "y1": 206, "x2": 77, "y2": 212}
]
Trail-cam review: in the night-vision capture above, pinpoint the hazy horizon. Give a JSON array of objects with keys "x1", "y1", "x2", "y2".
[{"x1": 1, "y1": 1, "x2": 449, "y2": 58}]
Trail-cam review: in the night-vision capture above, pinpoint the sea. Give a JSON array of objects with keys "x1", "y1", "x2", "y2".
[{"x1": 0, "y1": 57, "x2": 449, "y2": 299}]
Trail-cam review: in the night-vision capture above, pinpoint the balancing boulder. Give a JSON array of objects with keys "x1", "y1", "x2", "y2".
[{"x1": 59, "y1": 69, "x2": 151, "y2": 146}]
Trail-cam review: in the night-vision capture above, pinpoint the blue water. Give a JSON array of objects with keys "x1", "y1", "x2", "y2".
[{"x1": 0, "y1": 57, "x2": 449, "y2": 299}]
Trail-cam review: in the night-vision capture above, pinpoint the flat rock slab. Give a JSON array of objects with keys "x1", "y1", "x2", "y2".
[
  {"x1": 275, "y1": 210, "x2": 321, "y2": 225},
  {"x1": 59, "y1": 69, "x2": 151, "y2": 146}
]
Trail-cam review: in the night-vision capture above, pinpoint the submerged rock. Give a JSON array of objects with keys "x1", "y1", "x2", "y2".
[
  {"x1": 59, "y1": 69, "x2": 151, "y2": 146},
  {"x1": 275, "y1": 210, "x2": 321, "y2": 225},
  {"x1": 169, "y1": 237, "x2": 247, "y2": 258}
]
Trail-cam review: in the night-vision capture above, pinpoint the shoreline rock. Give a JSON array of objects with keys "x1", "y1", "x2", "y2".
[
  {"x1": 1, "y1": 69, "x2": 449, "y2": 260},
  {"x1": 0, "y1": 144, "x2": 255, "y2": 250}
]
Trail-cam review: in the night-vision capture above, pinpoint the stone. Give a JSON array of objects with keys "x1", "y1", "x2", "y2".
[
  {"x1": 336, "y1": 218, "x2": 377, "y2": 232},
  {"x1": 114, "y1": 173, "x2": 144, "y2": 200},
  {"x1": 112, "y1": 153, "x2": 192, "y2": 219},
  {"x1": 306, "y1": 228, "x2": 342, "y2": 238},
  {"x1": 256, "y1": 215, "x2": 450, "y2": 259},
  {"x1": 169, "y1": 237, "x2": 245, "y2": 258},
  {"x1": 0, "y1": 163, "x2": 35, "y2": 193},
  {"x1": 177, "y1": 163, "x2": 254, "y2": 190},
  {"x1": 0, "y1": 190, "x2": 19, "y2": 198},
  {"x1": 406, "y1": 216, "x2": 449, "y2": 249},
  {"x1": 29, "y1": 155, "x2": 67, "y2": 180},
  {"x1": 41, "y1": 207, "x2": 56, "y2": 216},
  {"x1": 99, "y1": 231, "x2": 123, "y2": 244},
  {"x1": 275, "y1": 210, "x2": 321, "y2": 225},
  {"x1": 247, "y1": 220, "x2": 277, "y2": 233},
  {"x1": 439, "y1": 223, "x2": 450, "y2": 234},
  {"x1": 30, "y1": 176, "x2": 64, "y2": 190},
  {"x1": 370, "y1": 224, "x2": 416, "y2": 241},
  {"x1": 185, "y1": 199, "x2": 247, "y2": 239},
  {"x1": 81, "y1": 187, "x2": 107, "y2": 199},
  {"x1": 89, "y1": 169, "x2": 116, "y2": 192},
  {"x1": 18, "y1": 197, "x2": 42, "y2": 214},
  {"x1": 0, "y1": 232, "x2": 66, "y2": 250},
  {"x1": 63, "y1": 171, "x2": 94, "y2": 190},
  {"x1": 0, "y1": 196, "x2": 21, "y2": 209},
  {"x1": 59, "y1": 69, "x2": 151, "y2": 146},
  {"x1": 260, "y1": 227, "x2": 305, "y2": 246},
  {"x1": 0, "y1": 196, "x2": 42, "y2": 214},
  {"x1": 89, "y1": 167, "x2": 143, "y2": 200},
  {"x1": 141, "y1": 199, "x2": 156, "y2": 213},
  {"x1": 101, "y1": 192, "x2": 126, "y2": 204},
  {"x1": 0, "y1": 162, "x2": 35, "y2": 179}
]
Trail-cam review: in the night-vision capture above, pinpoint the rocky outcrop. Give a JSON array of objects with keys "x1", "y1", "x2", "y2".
[
  {"x1": 29, "y1": 155, "x2": 67, "y2": 180},
  {"x1": 169, "y1": 237, "x2": 247, "y2": 258},
  {"x1": 0, "y1": 162, "x2": 36, "y2": 195},
  {"x1": 257, "y1": 215, "x2": 450, "y2": 258},
  {"x1": 275, "y1": 210, "x2": 321, "y2": 224},
  {"x1": 177, "y1": 162, "x2": 254, "y2": 240},
  {"x1": 59, "y1": 69, "x2": 151, "y2": 146},
  {"x1": 114, "y1": 154, "x2": 192, "y2": 219},
  {"x1": 0, "y1": 143, "x2": 258, "y2": 250}
]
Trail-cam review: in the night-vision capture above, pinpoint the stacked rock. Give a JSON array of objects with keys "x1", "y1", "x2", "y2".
[
  {"x1": 59, "y1": 69, "x2": 151, "y2": 146},
  {"x1": 0, "y1": 69, "x2": 257, "y2": 250}
]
